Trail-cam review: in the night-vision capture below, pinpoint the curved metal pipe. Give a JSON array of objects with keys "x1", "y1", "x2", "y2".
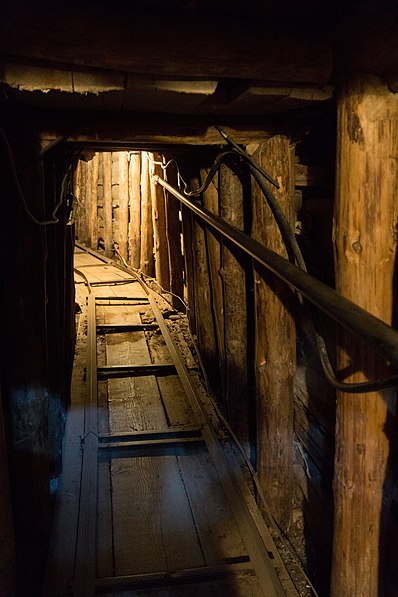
[{"x1": 154, "y1": 175, "x2": 398, "y2": 370}]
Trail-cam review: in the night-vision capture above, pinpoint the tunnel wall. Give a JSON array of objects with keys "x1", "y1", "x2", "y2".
[
  {"x1": 74, "y1": 140, "x2": 337, "y2": 592},
  {"x1": 0, "y1": 121, "x2": 76, "y2": 596}
]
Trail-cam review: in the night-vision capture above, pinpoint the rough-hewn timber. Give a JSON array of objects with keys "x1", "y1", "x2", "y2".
[{"x1": 332, "y1": 74, "x2": 398, "y2": 597}]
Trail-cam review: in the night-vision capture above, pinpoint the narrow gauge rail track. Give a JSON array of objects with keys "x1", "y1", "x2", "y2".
[{"x1": 43, "y1": 244, "x2": 300, "y2": 597}]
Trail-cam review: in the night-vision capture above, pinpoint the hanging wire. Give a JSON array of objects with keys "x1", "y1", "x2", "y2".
[
  {"x1": 112, "y1": 244, "x2": 189, "y2": 313},
  {"x1": 215, "y1": 127, "x2": 398, "y2": 394},
  {"x1": 0, "y1": 125, "x2": 69, "y2": 226},
  {"x1": 147, "y1": 132, "x2": 398, "y2": 393}
]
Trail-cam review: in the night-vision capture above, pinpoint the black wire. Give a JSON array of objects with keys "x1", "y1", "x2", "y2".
[
  {"x1": 0, "y1": 125, "x2": 66, "y2": 226},
  {"x1": 210, "y1": 129, "x2": 398, "y2": 393}
]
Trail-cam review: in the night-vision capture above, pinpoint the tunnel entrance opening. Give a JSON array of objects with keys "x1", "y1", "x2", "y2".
[{"x1": 72, "y1": 145, "x2": 257, "y2": 457}]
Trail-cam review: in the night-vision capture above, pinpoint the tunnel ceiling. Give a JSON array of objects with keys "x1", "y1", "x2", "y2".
[{"x1": 0, "y1": 1, "x2": 396, "y2": 144}]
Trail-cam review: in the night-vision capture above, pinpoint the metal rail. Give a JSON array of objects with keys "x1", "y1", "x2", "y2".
[
  {"x1": 71, "y1": 247, "x2": 297, "y2": 597},
  {"x1": 154, "y1": 175, "x2": 398, "y2": 371}
]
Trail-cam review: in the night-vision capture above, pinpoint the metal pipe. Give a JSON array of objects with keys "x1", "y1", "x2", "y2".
[{"x1": 154, "y1": 175, "x2": 398, "y2": 370}]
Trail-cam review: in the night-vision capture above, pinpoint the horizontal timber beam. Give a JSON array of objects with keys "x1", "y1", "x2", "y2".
[
  {"x1": 97, "y1": 364, "x2": 177, "y2": 379},
  {"x1": 0, "y1": 6, "x2": 331, "y2": 83},
  {"x1": 95, "y1": 561, "x2": 253, "y2": 592}
]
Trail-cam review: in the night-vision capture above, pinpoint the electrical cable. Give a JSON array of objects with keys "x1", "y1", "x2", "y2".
[
  {"x1": 216, "y1": 127, "x2": 398, "y2": 394},
  {"x1": 0, "y1": 125, "x2": 69, "y2": 226},
  {"x1": 148, "y1": 137, "x2": 398, "y2": 392}
]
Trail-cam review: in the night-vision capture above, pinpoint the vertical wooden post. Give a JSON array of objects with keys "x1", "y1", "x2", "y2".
[
  {"x1": 149, "y1": 153, "x2": 170, "y2": 289},
  {"x1": 219, "y1": 160, "x2": 249, "y2": 444},
  {"x1": 102, "y1": 152, "x2": 113, "y2": 257},
  {"x1": 252, "y1": 136, "x2": 295, "y2": 531},
  {"x1": 118, "y1": 152, "x2": 129, "y2": 262},
  {"x1": 85, "y1": 158, "x2": 93, "y2": 247},
  {"x1": 164, "y1": 158, "x2": 184, "y2": 309},
  {"x1": 73, "y1": 160, "x2": 81, "y2": 235},
  {"x1": 77, "y1": 160, "x2": 88, "y2": 244},
  {"x1": 140, "y1": 152, "x2": 154, "y2": 276},
  {"x1": 128, "y1": 152, "x2": 141, "y2": 268},
  {"x1": 191, "y1": 173, "x2": 219, "y2": 389},
  {"x1": 332, "y1": 74, "x2": 398, "y2": 597},
  {"x1": 201, "y1": 168, "x2": 225, "y2": 391},
  {"x1": 90, "y1": 153, "x2": 99, "y2": 250},
  {"x1": 181, "y1": 204, "x2": 196, "y2": 333},
  {"x1": 0, "y1": 387, "x2": 15, "y2": 597}
]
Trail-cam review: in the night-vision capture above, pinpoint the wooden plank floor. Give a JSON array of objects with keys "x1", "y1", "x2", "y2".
[{"x1": 43, "y1": 248, "x2": 297, "y2": 597}]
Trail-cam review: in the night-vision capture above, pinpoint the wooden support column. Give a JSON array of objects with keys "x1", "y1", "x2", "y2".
[
  {"x1": 89, "y1": 153, "x2": 99, "y2": 250},
  {"x1": 252, "y1": 136, "x2": 295, "y2": 531},
  {"x1": 128, "y1": 152, "x2": 141, "y2": 268},
  {"x1": 191, "y1": 173, "x2": 219, "y2": 389},
  {"x1": 103, "y1": 152, "x2": 113, "y2": 257},
  {"x1": 149, "y1": 153, "x2": 170, "y2": 289},
  {"x1": 332, "y1": 74, "x2": 398, "y2": 597},
  {"x1": 77, "y1": 160, "x2": 88, "y2": 244},
  {"x1": 181, "y1": 204, "x2": 196, "y2": 333},
  {"x1": 219, "y1": 160, "x2": 249, "y2": 444},
  {"x1": 164, "y1": 158, "x2": 184, "y2": 309},
  {"x1": 118, "y1": 152, "x2": 129, "y2": 262},
  {"x1": 140, "y1": 152, "x2": 154, "y2": 276},
  {"x1": 201, "y1": 169, "x2": 225, "y2": 394}
]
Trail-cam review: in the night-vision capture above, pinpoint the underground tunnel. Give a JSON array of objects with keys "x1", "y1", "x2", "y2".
[{"x1": 1, "y1": 2, "x2": 398, "y2": 597}]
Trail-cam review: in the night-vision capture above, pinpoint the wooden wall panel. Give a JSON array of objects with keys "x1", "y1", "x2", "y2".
[{"x1": 252, "y1": 136, "x2": 296, "y2": 531}]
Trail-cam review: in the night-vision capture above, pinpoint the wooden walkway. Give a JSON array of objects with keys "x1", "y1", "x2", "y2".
[{"x1": 42, "y1": 247, "x2": 298, "y2": 597}]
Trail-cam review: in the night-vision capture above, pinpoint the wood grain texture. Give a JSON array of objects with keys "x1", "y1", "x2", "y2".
[
  {"x1": 102, "y1": 152, "x2": 113, "y2": 257},
  {"x1": 201, "y1": 170, "x2": 226, "y2": 398},
  {"x1": 118, "y1": 152, "x2": 129, "y2": 262},
  {"x1": 128, "y1": 152, "x2": 141, "y2": 269},
  {"x1": 178, "y1": 451, "x2": 247, "y2": 564},
  {"x1": 219, "y1": 161, "x2": 249, "y2": 445},
  {"x1": 192, "y1": 208, "x2": 219, "y2": 390},
  {"x1": 164, "y1": 158, "x2": 184, "y2": 310},
  {"x1": 140, "y1": 153, "x2": 155, "y2": 276},
  {"x1": 111, "y1": 455, "x2": 205, "y2": 575},
  {"x1": 332, "y1": 74, "x2": 398, "y2": 597},
  {"x1": 77, "y1": 160, "x2": 88, "y2": 244},
  {"x1": 0, "y1": 6, "x2": 332, "y2": 83},
  {"x1": 88, "y1": 154, "x2": 99, "y2": 250},
  {"x1": 252, "y1": 136, "x2": 296, "y2": 531},
  {"x1": 150, "y1": 153, "x2": 170, "y2": 290},
  {"x1": 181, "y1": 205, "x2": 196, "y2": 334}
]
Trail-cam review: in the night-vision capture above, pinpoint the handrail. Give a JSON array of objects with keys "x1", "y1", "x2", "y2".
[{"x1": 154, "y1": 175, "x2": 398, "y2": 371}]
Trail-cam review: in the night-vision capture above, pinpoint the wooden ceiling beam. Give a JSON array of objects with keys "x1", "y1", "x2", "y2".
[
  {"x1": 0, "y1": 105, "x2": 280, "y2": 146},
  {"x1": 0, "y1": 4, "x2": 332, "y2": 84}
]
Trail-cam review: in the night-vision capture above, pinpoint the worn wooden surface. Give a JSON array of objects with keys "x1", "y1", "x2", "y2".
[
  {"x1": 45, "y1": 251, "x2": 292, "y2": 596},
  {"x1": 164, "y1": 159, "x2": 184, "y2": 309},
  {"x1": 201, "y1": 170, "x2": 226, "y2": 398},
  {"x1": 118, "y1": 152, "x2": 129, "y2": 261},
  {"x1": 140, "y1": 152, "x2": 155, "y2": 276},
  {"x1": 129, "y1": 152, "x2": 141, "y2": 268},
  {"x1": 149, "y1": 153, "x2": 170, "y2": 290},
  {"x1": 252, "y1": 136, "x2": 296, "y2": 531},
  {"x1": 332, "y1": 74, "x2": 398, "y2": 597},
  {"x1": 0, "y1": 5, "x2": 332, "y2": 83},
  {"x1": 102, "y1": 152, "x2": 113, "y2": 257},
  {"x1": 181, "y1": 205, "x2": 196, "y2": 334},
  {"x1": 192, "y1": 200, "x2": 219, "y2": 390},
  {"x1": 88, "y1": 155, "x2": 99, "y2": 249},
  {"x1": 219, "y1": 160, "x2": 249, "y2": 445}
]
